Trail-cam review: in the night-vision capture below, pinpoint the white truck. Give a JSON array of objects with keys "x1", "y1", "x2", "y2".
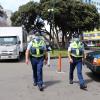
[{"x1": 0, "y1": 27, "x2": 27, "y2": 60}]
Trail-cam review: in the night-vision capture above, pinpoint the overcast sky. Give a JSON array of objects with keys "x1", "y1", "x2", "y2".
[{"x1": 0, "y1": 0, "x2": 40, "y2": 12}]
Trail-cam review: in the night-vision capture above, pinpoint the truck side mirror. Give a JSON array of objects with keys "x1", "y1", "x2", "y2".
[{"x1": 18, "y1": 41, "x2": 21, "y2": 44}]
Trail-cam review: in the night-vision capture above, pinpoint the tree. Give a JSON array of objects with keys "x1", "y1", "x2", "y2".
[
  {"x1": 10, "y1": 0, "x2": 100, "y2": 48},
  {"x1": 11, "y1": 1, "x2": 39, "y2": 32},
  {"x1": 40, "y1": 0, "x2": 100, "y2": 47}
]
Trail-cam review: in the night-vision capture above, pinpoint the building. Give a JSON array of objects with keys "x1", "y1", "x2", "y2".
[
  {"x1": 82, "y1": 0, "x2": 100, "y2": 13},
  {"x1": 83, "y1": 30, "x2": 100, "y2": 47},
  {"x1": 0, "y1": 5, "x2": 7, "y2": 26},
  {"x1": 0, "y1": 8, "x2": 12, "y2": 26},
  {"x1": 4, "y1": 9, "x2": 12, "y2": 26}
]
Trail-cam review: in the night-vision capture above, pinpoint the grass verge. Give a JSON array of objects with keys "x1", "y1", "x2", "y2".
[{"x1": 50, "y1": 49, "x2": 68, "y2": 58}]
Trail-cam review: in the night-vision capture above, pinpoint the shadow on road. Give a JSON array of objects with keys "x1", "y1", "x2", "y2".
[
  {"x1": 44, "y1": 80, "x2": 61, "y2": 89},
  {"x1": 86, "y1": 72, "x2": 100, "y2": 82},
  {"x1": 73, "y1": 78, "x2": 93, "y2": 85}
]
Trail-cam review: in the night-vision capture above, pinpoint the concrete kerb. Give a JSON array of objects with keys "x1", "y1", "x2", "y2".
[
  {"x1": 56, "y1": 71, "x2": 65, "y2": 74},
  {"x1": 50, "y1": 56, "x2": 68, "y2": 59}
]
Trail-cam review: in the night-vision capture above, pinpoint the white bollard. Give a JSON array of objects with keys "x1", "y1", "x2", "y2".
[{"x1": 47, "y1": 51, "x2": 50, "y2": 67}]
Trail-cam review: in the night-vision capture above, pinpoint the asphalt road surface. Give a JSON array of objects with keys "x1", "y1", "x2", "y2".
[{"x1": 0, "y1": 58, "x2": 100, "y2": 100}]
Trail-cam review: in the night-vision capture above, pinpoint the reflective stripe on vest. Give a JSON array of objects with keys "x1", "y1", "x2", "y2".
[{"x1": 70, "y1": 41, "x2": 83, "y2": 57}]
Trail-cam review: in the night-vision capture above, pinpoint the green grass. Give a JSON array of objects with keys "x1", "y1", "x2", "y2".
[
  {"x1": 50, "y1": 49, "x2": 68, "y2": 58},
  {"x1": 92, "y1": 46, "x2": 100, "y2": 48}
]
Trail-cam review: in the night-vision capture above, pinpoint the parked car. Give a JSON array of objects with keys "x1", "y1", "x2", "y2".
[
  {"x1": 83, "y1": 42, "x2": 90, "y2": 50},
  {"x1": 84, "y1": 50, "x2": 100, "y2": 74}
]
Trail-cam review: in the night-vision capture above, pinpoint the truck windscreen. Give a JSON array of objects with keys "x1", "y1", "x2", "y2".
[{"x1": 0, "y1": 36, "x2": 17, "y2": 45}]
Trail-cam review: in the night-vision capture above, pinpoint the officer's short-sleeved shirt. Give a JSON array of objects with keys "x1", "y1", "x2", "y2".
[
  {"x1": 46, "y1": 45, "x2": 52, "y2": 51},
  {"x1": 27, "y1": 41, "x2": 33, "y2": 50}
]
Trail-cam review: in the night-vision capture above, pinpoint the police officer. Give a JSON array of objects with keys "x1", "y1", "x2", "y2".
[
  {"x1": 25, "y1": 19, "x2": 47, "y2": 91},
  {"x1": 68, "y1": 34, "x2": 87, "y2": 89}
]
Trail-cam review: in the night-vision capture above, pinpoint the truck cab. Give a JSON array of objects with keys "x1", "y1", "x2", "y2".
[{"x1": 0, "y1": 36, "x2": 20, "y2": 60}]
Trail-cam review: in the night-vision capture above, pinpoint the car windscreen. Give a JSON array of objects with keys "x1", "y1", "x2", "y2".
[{"x1": 88, "y1": 51, "x2": 100, "y2": 58}]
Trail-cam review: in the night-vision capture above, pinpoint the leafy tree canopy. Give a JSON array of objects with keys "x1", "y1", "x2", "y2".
[
  {"x1": 11, "y1": 1, "x2": 39, "y2": 32},
  {"x1": 11, "y1": 0, "x2": 100, "y2": 41},
  {"x1": 40, "y1": 0, "x2": 100, "y2": 33}
]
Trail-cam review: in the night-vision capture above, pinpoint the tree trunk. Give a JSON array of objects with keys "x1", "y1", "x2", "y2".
[{"x1": 62, "y1": 32, "x2": 65, "y2": 48}]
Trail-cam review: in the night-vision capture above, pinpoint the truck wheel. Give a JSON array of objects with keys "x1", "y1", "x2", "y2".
[
  {"x1": 16, "y1": 56, "x2": 20, "y2": 62},
  {"x1": 18, "y1": 57, "x2": 20, "y2": 61}
]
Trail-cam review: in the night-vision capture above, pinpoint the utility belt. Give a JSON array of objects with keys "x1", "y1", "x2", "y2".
[
  {"x1": 30, "y1": 52, "x2": 45, "y2": 58},
  {"x1": 30, "y1": 55, "x2": 44, "y2": 59},
  {"x1": 71, "y1": 55, "x2": 82, "y2": 60}
]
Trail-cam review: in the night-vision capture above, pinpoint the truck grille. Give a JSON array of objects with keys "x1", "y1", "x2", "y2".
[{"x1": 0, "y1": 52, "x2": 13, "y2": 56}]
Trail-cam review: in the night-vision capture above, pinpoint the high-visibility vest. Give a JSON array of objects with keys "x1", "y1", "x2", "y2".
[
  {"x1": 30, "y1": 37, "x2": 46, "y2": 57},
  {"x1": 70, "y1": 41, "x2": 84, "y2": 57}
]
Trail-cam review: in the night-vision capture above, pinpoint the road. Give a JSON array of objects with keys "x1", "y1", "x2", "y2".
[{"x1": 0, "y1": 58, "x2": 100, "y2": 100}]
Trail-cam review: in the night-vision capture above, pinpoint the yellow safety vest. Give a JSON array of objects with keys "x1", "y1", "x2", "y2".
[
  {"x1": 30, "y1": 37, "x2": 46, "y2": 57},
  {"x1": 70, "y1": 41, "x2": 84, "y2": 57}
]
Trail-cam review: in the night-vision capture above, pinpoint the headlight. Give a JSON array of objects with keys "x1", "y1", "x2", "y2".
[
  {"x1": 93, "y1": 58, "x2": 97, "y2": 65},
  {"x1": 93, "y1": 58, "x2": 100, "y2": 65},
  {"x1": 12, "y1": 49, "x2": 17, "y2": 54}
]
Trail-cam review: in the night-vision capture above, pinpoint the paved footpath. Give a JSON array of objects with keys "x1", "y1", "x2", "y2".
[{"x1": 0, "y1": 58, "x2": 100, "y2": 100}]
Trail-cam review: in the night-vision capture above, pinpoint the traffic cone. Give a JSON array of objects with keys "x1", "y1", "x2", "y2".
[{"x1": 57, "y1": 53, "x2": 62, "y2": 72}]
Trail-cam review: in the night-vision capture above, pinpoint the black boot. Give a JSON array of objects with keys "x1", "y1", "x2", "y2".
[
  {"x1": 33, "y1": 82, "x2": 37, "y2": 86},
  {"x1": 38, "y1": 84, "x2": 43, "y2": 91},
  {"x1": 69, "y1": 80, "x2": 73, "y2": 84},
  {"x1": 80, "y1": 84, "x2": 87, "y2": 89}
]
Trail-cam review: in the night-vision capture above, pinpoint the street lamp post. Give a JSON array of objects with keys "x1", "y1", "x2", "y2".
[{"x1": 48, "y1": 0, "x2": 62, "y2": 72}]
